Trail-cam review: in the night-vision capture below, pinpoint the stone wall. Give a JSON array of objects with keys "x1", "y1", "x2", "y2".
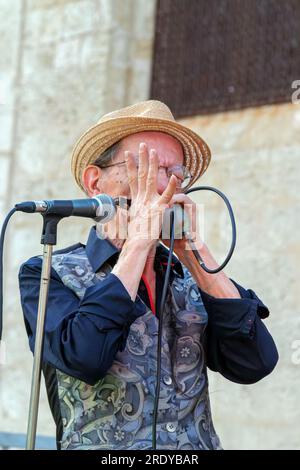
[
  {"x1": 0, "y1": 0, "x2": 156, "y2": 440},
  {"x1": 1, "y1": 0, "x2": 299, "y2": 450},
  {"x1": 180, "y1": 103, "x2": 300, "y2": 449}
]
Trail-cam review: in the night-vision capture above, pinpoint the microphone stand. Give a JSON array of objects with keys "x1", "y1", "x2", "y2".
[{"x1": 26, "y1": 214, "x2": 62, "y2": 450}]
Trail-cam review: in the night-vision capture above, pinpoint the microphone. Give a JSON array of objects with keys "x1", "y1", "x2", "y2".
[{"x1": 14, "y1": 193, "x2": 118, "y2": 223}]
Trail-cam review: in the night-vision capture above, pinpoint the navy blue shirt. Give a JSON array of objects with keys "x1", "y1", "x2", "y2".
[{"x1": 18, "y1": 226, "x2": 278, "y2": 387}]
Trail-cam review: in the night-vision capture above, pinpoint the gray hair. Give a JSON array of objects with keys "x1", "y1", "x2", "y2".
[{"x1": 92, "y1": 141, "x2": 121, "y2": 167}]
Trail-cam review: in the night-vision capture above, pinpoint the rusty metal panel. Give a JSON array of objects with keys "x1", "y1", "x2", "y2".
[{"x1": 151, "y1": 0, "x2": 300, "y2": 117}]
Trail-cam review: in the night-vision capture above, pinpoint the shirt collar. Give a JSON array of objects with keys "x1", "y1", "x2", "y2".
[
  {"x1": 155, "y1": 242, "x2": 184, "y2": 278},
  {"x1": 85, "y1": 225, "x2": 184, "y2": 278},
  {"x1": 85, "y1": 225, "x2": 119, "y2": 273}
]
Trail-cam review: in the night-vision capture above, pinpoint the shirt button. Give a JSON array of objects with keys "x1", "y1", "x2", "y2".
[
  {"x1": 166, "y1": 423, "x2": 176, "y2": 433},
  {"x1": 163, "y1": 375, "x2": 172, "y2": 385}
]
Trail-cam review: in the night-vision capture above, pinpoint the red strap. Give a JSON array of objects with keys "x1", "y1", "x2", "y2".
[{"x1": 141, "y1": 274, "x2": 156, "y2": 316}]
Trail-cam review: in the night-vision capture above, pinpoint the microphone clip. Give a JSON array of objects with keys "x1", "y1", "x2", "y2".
[{"x1": 41, "y1": 213, "x2": 64, "y2": 246}]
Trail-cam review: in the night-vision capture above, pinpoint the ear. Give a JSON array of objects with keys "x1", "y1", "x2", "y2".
[{"x1": 82, "y1": 165, "x2": 103, "y2": 197}]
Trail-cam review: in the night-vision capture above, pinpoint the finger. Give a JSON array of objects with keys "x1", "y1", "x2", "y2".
[
  {"x1": 125, "y1": 150, "x2": 138, "y2": 200},
  {"x1": 159, "y1": 174, "x2": 178, "y2": 206},
  {"x1": 168, "y1": 193, "x2": 187, "y2": 206},
  {"x1": 168, "y1": 194, "x2": 197, "y2": 235},
  {"x1": 188, "y1": 202, "x2": 197, "y2": 235},
  {"x1": 144, "y1": 148, "x2": 159, "y2": 201},
  {"x1": 137, "y1": 142, "x2": 149, "y2": 197}
]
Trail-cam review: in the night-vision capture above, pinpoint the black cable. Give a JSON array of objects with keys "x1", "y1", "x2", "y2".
[
  {"x1": 151, "y1": 185, "x2": 236, "y2": 448},
  {"x1": 185, "y1": 186, "x2": 236, "y2": 273},
  {"x1": 0, "y1": 208, "x2": 17, "y2": 340},
  {"x1": 152, "y1": 210, "x2": 175, "y2": 450}
]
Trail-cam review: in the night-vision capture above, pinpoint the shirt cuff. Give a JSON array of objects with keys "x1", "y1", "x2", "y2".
[
  {"x1": 230, "y1": 278, "x2": 270, "y2": 319},
  {"x1": 198, "y1": 279, "x2": 270, "y2": 339}
]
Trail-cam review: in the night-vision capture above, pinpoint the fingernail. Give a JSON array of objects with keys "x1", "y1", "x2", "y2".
[{"x1": 139, "y1": 142, "x2": 146, "y2": 150}]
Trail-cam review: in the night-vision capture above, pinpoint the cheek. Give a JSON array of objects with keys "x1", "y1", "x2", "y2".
[
  {"x1": 157, "y1": 174, "x2": 182, "y2": 195},
  {"x1": 101, "y1": 170, "x2": 125, "y2": 189},
  {"x1": 156, "y1": 173, "x2": 169, "y2": 194},
  {"x1": 102, "y1": 171, "x2": 130, "y2": 197}
]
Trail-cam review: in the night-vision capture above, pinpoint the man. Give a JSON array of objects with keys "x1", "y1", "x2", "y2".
[{"x1": 19, "y1": 100, "x2": 278, "y2": 450}]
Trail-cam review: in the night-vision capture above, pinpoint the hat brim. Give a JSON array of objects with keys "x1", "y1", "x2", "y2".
[{"x1": 71, "y1": 116, "x2": 211, "y2": 192}]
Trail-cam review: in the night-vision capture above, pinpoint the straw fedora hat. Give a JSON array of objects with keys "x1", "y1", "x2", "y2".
[{"x1": 71, "y1": 100, "x2": 211, "y2": 192}]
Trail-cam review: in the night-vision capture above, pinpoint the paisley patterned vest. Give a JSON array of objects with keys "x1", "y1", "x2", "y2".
[{"x1": 49, "y1": 244, "x2": 222, "y2": 450}]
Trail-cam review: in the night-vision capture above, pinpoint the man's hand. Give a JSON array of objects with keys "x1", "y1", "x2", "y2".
[
  {"x1": 111, "y1": 142, "x2": 178, "y2": 301},
  {"x1": 125, "y1": 142, "x2": 178, "y2": 247},
  {"x1": 97, "y1": 142, "x2": 178, "y2": 248},
  {"x1": 160, "y1": 192, "x2": 204, "y2": 263},
  {"x1": 161, "y1": 194, "x2": 241, "y2": 299}
]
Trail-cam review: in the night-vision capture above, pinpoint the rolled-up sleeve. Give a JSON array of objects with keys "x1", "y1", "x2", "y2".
[
  {"x1": 199, "y1": 279, "x2": 279, "y2": 384},
  {"x1": 18, "y1": 257, "x2": 147, "y2": 385}
]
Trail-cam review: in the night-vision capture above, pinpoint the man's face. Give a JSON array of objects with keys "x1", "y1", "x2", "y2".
[{"x1": 83, "y1": 131, "x2": 185, "y2": 199}]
